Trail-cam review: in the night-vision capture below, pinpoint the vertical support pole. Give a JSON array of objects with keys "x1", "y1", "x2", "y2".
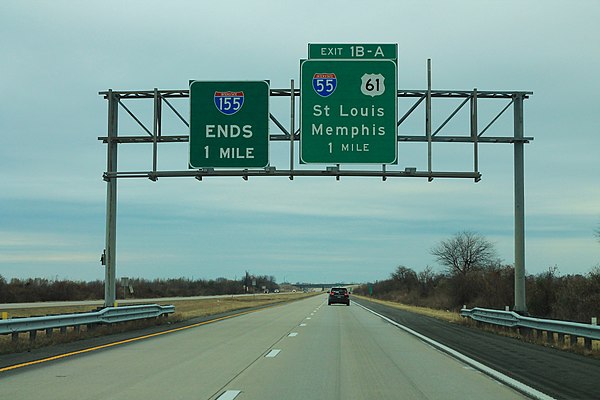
[
  {"x1": 152, "y1": 88, "x2": 160, "y2": 178},
  {"x1": 513, "y1": 94, "x2": 527, "y2": 313},
  {"x1": 426, "y1": 59, "x2": 432, "y2": 181},
  {"x1": 289, "y1": 80, "x2": 295, "y2": 180},
  {"x1": 471, "y1": 88, "x2": 480, "y2": 181},
  {"x1": 104, "y1": 89, "x2": 118, "y2": 308}
]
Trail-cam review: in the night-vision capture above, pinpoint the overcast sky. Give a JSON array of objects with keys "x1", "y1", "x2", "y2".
[{"x1": 1, "y1": 1, "x2": 599, "y2": 285}]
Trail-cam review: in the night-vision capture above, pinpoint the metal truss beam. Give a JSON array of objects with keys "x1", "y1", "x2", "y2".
[
  {"x1": 98, "y1": 88, "x2": 532, "y2": 99},
  {"x1": 98, "y1": 134, "x2": 532, "y2": 144},
  {"x1": 103, "y1": 169, "x2": 481, "y2": 181}
]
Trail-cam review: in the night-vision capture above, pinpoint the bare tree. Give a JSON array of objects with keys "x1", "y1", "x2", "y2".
[
  {"x1": 430, "y1": 231, "x2": 497, "y2": 276},
  {"x1": 391, "y1": 265, "x2": 418, "y2": 290}
]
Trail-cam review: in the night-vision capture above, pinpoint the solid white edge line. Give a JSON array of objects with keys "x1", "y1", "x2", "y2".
[
  {"x1": 355, "y1": 302, "x2": 556, "y2": 400},
  {"x1": 216, "y1": 390, "x2": 241, "y2": 400}
]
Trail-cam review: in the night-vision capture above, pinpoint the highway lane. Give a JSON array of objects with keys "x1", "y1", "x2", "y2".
[{"x1": 1, "y1": 294, "x2": 533, "y2": 400}]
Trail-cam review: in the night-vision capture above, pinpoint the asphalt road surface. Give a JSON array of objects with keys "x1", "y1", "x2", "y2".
[{"x1": 0, "y1": 294, "x2": 533, "y2": 400}]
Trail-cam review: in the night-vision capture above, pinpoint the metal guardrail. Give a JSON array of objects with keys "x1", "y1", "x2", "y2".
[
  {"x1": 0, "y1": 304, "x2": 175, "y2": 336},
  {"x1": 461, "y1": 307, "x2": 600, "y2": 345}
]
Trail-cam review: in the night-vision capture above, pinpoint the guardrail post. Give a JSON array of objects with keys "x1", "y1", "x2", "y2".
[
  {"x1": 29, "y1": 330, "x2": 37, "y2": 342},
  {"x1": 569, "y1": 335, "x2": 578, "y2": 347},
  {"x1": 557, "y1": 332, "x2": 565, "y2": 345},
  {"x1": 46, "y1": 328, "x2": 53, "y2": 337},
  {"x1": 60, "y1": 326, "x2": 67, "y2": 334},
  {"x1": 584, "y1": 338, "x2": 592, "y2": 350},
  {"x1": 519, "y1": 326, "x2": 532, "y2": 339},
  {"x1": 12, "y1": 332, "x2": 18, "y2": 342}
]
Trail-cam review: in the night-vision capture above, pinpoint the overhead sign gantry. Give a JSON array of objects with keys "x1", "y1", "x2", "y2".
[{"x1": 99, "y1": 42, "x2": 533, "y2": 314}]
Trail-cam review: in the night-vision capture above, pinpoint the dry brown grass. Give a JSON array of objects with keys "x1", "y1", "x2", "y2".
[
  {"x1": 2, "y1": 305, "x2": 104, "y2": 319},
  {"x1": 354, "y1": 295, "x2": 463, "y2": 323}
]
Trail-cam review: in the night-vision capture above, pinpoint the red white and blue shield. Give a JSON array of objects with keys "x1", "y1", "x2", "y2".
[
  {"x1": 214, "y1": 91, "x2": 244, "y2": 115},
  {"x1": 312, "y1": 73, "x2": 337, "y2": 97}
]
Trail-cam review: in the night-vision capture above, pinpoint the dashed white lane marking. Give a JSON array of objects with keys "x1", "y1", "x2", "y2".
[
  {"x1": 306, "y1": 317, "x2": 311, "y2": 320},
  {"x1": 288, "y1": 332, "x2": 298, "y2": 337},
  {"x1": 216, "y1": 390, "x2": 241, "y2": 400},
  {"x1": 265, "y1": 349, "x2": 281, "y2": 358},
  {"x1": 299, "y1": 323, "x2": 307, "y2": 327}
]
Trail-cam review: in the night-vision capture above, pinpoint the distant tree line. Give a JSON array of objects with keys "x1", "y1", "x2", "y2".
[
  {"x1": 355, "y1": 231, "x2": 600, "y2": 323},
  {"x1": 0, "y1": 274, "x2": 279, "y2": 303}
]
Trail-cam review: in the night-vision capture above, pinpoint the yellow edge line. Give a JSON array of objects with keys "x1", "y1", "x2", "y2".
[{"x1": 0, "y1": 309, "x2": 257, "y2": 373}]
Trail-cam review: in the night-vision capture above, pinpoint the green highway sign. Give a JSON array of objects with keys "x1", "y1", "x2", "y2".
[
  {"x1": 308, "y1": 43, "x2": 397, "y2": 61},
  {"x1": 189, "y1": 81, "x2": 269, "y2": 168},
  {"x1": 300, "y1": 59, "x2": 398, "y2": 164}
]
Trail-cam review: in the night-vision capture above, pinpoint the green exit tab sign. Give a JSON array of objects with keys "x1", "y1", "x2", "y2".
[{"x1": 309, "y1": 43, "x2": 398, "y2": 61}]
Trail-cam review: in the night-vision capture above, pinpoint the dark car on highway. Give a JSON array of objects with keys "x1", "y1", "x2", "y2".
[{"x1": 328, "y1": 287, "x2": 350, "y2": 306}]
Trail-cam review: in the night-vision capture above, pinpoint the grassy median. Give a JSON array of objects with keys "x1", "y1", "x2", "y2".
[{"x1": 0, "y1": 293, "x2": 315, "y2": 355}]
